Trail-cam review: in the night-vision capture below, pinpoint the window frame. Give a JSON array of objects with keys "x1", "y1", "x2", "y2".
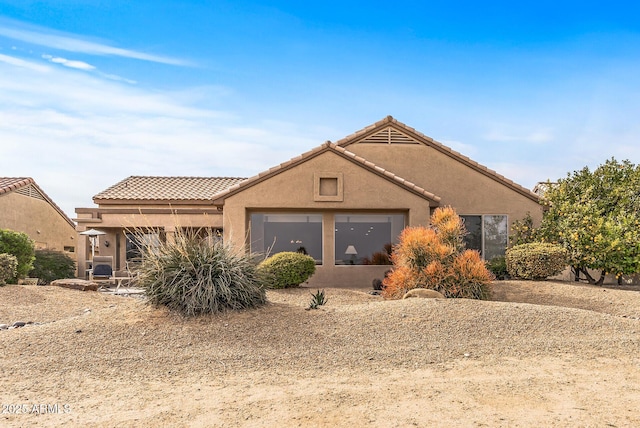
[
  {"x1": 334, "y1": 213, "x2": 405, "y2": 266},
  {"x1": 460, "y1": 214, "x2": 509, "y2": 260},
  {"x1": 249, "y1": 212, "x2": 324, "y2": 265}
]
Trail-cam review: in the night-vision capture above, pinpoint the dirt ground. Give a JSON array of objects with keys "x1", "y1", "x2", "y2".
[{"x1": 1, "y1": 280, "x2": 639, "y2": 427}]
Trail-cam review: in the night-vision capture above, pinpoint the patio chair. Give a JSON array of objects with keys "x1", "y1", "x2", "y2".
[
  {"x1": 112, "y1": 261, "x2": 139, "y2": 291},
  {"x1": 89, "y1": 255, "x2": 114, "y2": 284}
]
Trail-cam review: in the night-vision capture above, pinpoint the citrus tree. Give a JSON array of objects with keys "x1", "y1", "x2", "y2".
[{"x1": 538, "y1": 158, "x2": 640, "y2": 284}]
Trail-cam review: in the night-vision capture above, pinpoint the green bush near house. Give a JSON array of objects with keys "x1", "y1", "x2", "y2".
[
  {"x1": 486, "y1": 256, "x2": 509, "y2": 280},
  {"x1": 258, "y1": 251, "x2": 316, "y2": 289},
  {"x1": 135, "y1": 228, "x2": 267, "y2": 316},
  {"x1": 506, "y1": 243, "x2": 568, "y2": 280},
  {"x1": 30, "y1": 250, "x2": 76, "y2": 285},
  {"x1": 0, "y1": 228, "x2": 35, "y2": 283},
  {"x1": 0, "y1": 253, "x2": 18, "y2": 286}
]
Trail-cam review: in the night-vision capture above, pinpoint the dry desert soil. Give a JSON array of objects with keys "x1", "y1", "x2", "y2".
[{"x1": 1, "y1": 280, "x2": 640, "y2": 427}]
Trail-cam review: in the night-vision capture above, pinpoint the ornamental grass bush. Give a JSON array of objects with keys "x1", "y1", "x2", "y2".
[
  {"x1": 258, "y1": 251, "x2": 316, "y2": 289},
  {"x1": 134, "y1": 228, "x2": 267, "y2": 316},
  {"x1": 382, "y1": 206, "x2": 492, "y2": 300},
  {"x1": 30, "y1": 250, "x2": 76, "y2": 285},
  {"x1": 0, "y1": 253, "x2": 18, "y2": 286},
  {"x1": 506, "y1": 242, "x2": 568, "y2": 280}
]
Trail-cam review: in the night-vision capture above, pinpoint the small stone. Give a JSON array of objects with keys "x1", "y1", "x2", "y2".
[
  {"x1": 75, "y1": 329, "x2": 82, "y2": 333},
  {"x1": 464, "y1": 353, "x2": 471, "y2": 358}
]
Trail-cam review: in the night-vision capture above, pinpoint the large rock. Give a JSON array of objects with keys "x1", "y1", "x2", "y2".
[
  {"x1": 50, "y1": 279, "x2": 99, "y2": 292},
  {"x1": 402, "y1": 288, "x2": 445, "y2": 299}
]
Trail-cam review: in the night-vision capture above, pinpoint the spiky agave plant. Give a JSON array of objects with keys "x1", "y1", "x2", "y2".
[
  {"x1": 307, "y1": 289, "x2": 328, "y2": 310},
  {"x1": 135, "y1": 228, "x2": 267, "y2": 316}
]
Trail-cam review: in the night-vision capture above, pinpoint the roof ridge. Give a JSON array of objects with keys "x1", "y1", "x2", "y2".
[
  {"x1": 0, "y1": 177, "x2": 74, "y2": 227},
  {"x1": 0, "y1": 177, "x2": 34, "y2": 194},
  {"x1": 334, "y1": 117, "x2": 538, "y2": 202},
  {"x1": 212, "y1": 141, "x2": 441, "y2": 204}
]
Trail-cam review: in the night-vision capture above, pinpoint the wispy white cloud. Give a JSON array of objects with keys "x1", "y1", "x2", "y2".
[
  {"x1": 440, "y1": 139, "x2": 478, "y2": 157},
  {"x1": 0, "y1": 19, "x2": 190, "y2": 66},
  {"x1": 482, "y1": 128, "x2": 554, "y2": 144},
  {"x1": 0, "y1": 55, "x2": 319, "y2": 218},
  {"x1": 42, "y1": 54, "x2": 95, "y2": 70},
  {"x1": 0, "y1": 52, "x2": 50, "y2": 72}
]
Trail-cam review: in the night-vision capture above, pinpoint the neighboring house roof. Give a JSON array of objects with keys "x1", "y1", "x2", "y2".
[
  {"x1": 212, "y1": 141, "x2": 442, "y2": 205},
  {"x1": 533, "y1": 181, "x2": 556, "y2": 196},
  {"x1": 335, "y1": 116, "x2": 539, "y2": 203},
  {"x1": 0, "y1": 177, "x2": 75, "y2": 228},
  {"x1": 93, "y1": 176, "x2": 247, "y2": 203}
]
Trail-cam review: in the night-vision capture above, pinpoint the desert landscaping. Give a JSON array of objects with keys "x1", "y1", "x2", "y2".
[{"x1": 1, "y1": 280, "x2": 640, "y2": 427}]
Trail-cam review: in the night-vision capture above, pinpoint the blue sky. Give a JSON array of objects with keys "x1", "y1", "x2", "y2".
[{"x1": 1, "y1": 1, "x2": 639, "y2": 218}]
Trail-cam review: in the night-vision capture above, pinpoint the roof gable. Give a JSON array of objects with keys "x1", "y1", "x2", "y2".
[
  {"x1": 212, "y1": 142, "x2": 441, "y2": 205},
  {"x1": 0, "y1": 177, "x2": 75, "y2": 228},
  {"x1": 336, "y1": 116, "x2": 539, "y2": 203}
]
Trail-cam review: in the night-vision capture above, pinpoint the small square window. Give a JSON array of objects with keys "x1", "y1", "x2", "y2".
[
  {"x1": 319, "y1": 177, "x2": 338, "y2": 196},
  {"x1": 314, "y1": 173, "x2": 343, "y2": 202}
]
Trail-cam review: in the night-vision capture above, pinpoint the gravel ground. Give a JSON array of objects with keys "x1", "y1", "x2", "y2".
[{"x1": 1, "y1": 281, "x2": 639, "y2": 427}]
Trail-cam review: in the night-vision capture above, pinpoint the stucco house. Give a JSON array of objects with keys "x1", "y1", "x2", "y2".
[
  {"x1": 0, "y1": 177, "x2": 76, "y2": 253},
  {"x1": 75, "y1": 117, "x2": 542, "y2": 287}
]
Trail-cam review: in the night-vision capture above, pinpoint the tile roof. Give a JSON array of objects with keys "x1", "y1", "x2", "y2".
[
  {"x1": 335, "y1": 116, "x2": 539, "y2": 202},
  {"x1": 0, "y1": 177, "x2": 75, "y2": 227},
  {"x1": 0, "y1": 177, "x2": 34, "y2": 194},
  {"x1": 93, "y1": 176, "x2": 247, "y2": 201},
  {"x1": 212, "y1": 142, "x2": 442, "y2": 204}
]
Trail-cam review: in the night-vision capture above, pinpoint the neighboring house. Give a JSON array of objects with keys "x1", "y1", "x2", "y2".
[
  {"x1": 0, "y1": 177, "x2": 76, "y2": 253},
  {"x1": 75, "y1": 117, "x2": 543, "y2": 287}
]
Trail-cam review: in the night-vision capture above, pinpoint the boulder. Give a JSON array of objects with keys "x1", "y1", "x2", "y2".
[
  {"x1": 402, "y1": 288, "x2": 445, "y2": 299},
  {"x1": 50, "y1": 279, "x2": 99, "y2": 292}
]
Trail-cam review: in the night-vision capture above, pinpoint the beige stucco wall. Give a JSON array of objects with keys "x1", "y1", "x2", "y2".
[
  {"x1": 0, "y1": 191, "x2": 76, "y2": 252},
  {"x1": 222, "y1": 142, "x2": 543, "y2": 289},
  {"x1": 346, "y1": 142, "x2": 543, "y2": 226},
  {"x1": 222, "y1": 150, "x2": 437, "y2": 288}
]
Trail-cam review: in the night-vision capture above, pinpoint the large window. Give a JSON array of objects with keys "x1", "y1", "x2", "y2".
[
  {"x1": 334, "y1": 214, "x2": 404, "y2": 265},
  {"x1": 461, "y1": 215, "x2": 508, "y2": 260},
  {"x1": 125, "y1": 230, "x2": 164, "y2": 262},
  {"x1": 250, "y1": 213, "x2": 323, "y2": 264}
]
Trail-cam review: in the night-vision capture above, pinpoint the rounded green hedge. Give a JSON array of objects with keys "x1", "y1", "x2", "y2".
[
  {"x1": 506, "y1": 242, "x2": 568, "y2": 280},
  {"x1": 30, "y1": 250, "x2": 76, "y2": 285},
  {"x1": 258, "y1": 252, "x2": 316, "y2": 289}
]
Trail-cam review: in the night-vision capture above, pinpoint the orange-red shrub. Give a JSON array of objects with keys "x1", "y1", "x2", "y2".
[{"x1": 382, "y1": 206, "x2": 492, "y2": 299}]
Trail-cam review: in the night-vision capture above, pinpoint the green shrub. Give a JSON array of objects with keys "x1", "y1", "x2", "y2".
[
  {"x1": 30, "y1": 250, "x2": 76, "y2": 285},
  {"x1": 506, "y1": 242, "x2": 568, "y2": 280},
  {"x1": 0, "y1": 229, "x2": 35, "y2": 282},
  {"x1": 135, "y1": 228, "x2": 267, "y2": 316},
  {"x1": 0, "y1": 253, "x2": 18, "y2": 286},
  {"x1": 258, "y1": 251, "x2": 316, "y2": 289},
  {"x1": 486, "y1": 256, "x2": 509, "y2": 280}
]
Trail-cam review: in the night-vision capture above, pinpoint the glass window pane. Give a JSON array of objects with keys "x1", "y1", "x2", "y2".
[
  {"x1": 334, "y1": 214, "x2": 404, "y2": 265},
  {"x1": 484, "y1": 215, "x2": 508, "y2": 260},
  {"x1": 461, "y1": 215, "x2": 482, "y2": 254},
  {"x1": 250, "y1": 214, "x2": 323, "y2": 264},
  {"x1": 126, "y1": 231, "x2": 162, "y2": 262}
]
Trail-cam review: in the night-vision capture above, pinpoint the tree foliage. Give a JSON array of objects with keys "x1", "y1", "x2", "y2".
[
  {"x1": 0, "y1": 228, "x2": 36, "y2": 282},
  {"x1": 30, "y1": 250, "x2": 77, "y2": 285},
  {"x1": 537, "y1": 158, "x2": 640, "y2": 284}
]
